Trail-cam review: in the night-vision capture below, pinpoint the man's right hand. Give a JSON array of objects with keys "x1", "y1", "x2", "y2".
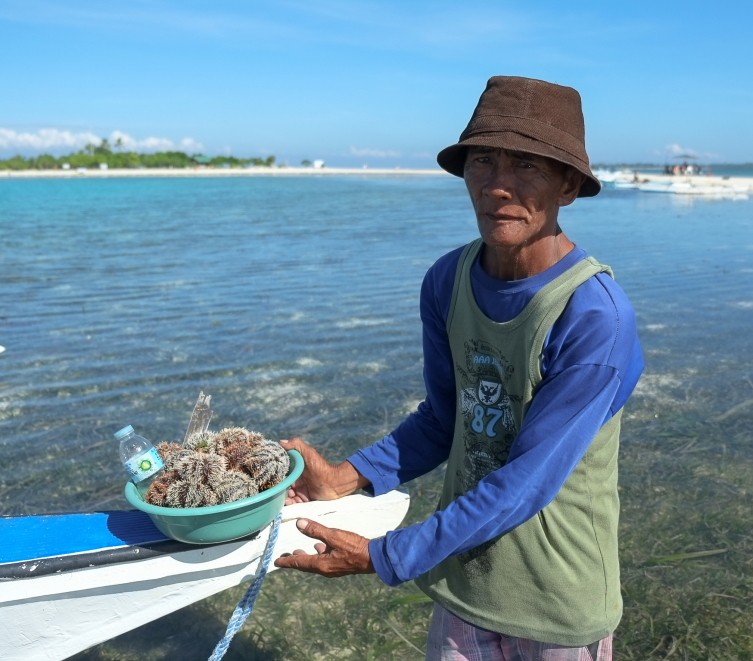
[{"x1": 280, "y1": 437, "x2": 370, "y2": 504}]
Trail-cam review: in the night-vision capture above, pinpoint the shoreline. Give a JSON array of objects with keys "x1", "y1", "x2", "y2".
[
  {"x1": 3, "y1": 167, "x2": 752, "y2": 193},
  {"x1": 0, "y1": 166, "x2": 447, "y2": 179}
]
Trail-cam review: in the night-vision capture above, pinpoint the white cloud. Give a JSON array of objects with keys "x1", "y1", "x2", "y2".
[
  {"x1": 0, "y1": 128, "x2": 204, "y2": 154},
  {"x1": 179, "y1": 137, "x2": 204, "y2": 152},
  {"x1": 137, "y1": 136, "x2": 175, "y2": 151},
  {"x1": 0, "y1": 127, "x2": 100, "y2": 152},
  {"x1": 349, "y1": 145, "x2": 401, "y2": 158},
  {"x1": 665, "y1": 143, "x2": 699, "y2": 159}
]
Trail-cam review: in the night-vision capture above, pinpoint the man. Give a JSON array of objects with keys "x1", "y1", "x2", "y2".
[{"x1": 275, "y1": 76, "x2": 644, "y2": 661}]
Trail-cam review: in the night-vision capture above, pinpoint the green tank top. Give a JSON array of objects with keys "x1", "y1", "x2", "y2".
[{"x1": 415, "y1": 239, "x2": 623, "y2": 646}]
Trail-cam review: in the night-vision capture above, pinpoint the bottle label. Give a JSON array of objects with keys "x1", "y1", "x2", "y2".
[{"x1": 125, "y1": 447, "x2": 165, "y2": 483}]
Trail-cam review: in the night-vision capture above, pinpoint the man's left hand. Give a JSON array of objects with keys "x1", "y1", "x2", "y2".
[{"x1": 274, "y1": 519, "x2": 375, "y2": 577}]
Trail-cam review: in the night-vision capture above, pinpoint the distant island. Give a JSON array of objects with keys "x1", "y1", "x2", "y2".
[{"x1": 0, "y1": 138, "x2": 282, "y2": 171}]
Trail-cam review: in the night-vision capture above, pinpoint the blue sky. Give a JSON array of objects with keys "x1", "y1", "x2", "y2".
[{"x1": 2, "y1": 1, "x2": 752, "y2": 167}]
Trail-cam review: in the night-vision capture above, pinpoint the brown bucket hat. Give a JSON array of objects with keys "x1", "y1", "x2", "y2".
[{"x1": 437, "y1": 76, "x2": 601, "y2": 197}]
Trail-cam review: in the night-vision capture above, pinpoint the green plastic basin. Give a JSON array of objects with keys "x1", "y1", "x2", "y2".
[{"x1": 124, "y1": 449, "x2": 303, "y2": 544}]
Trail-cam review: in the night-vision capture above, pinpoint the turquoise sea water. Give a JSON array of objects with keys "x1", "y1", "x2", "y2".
[
  {"x1": 1, "y1": 174, "x2": 752, "y2": 516},
  {"x1": 2, "y1": 174, "x2": 753, "y2": 657}
]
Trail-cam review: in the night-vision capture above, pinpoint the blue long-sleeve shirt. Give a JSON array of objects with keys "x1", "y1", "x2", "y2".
[{"x1": 348, "y1": 245, "x2": 644, "y2": 586}]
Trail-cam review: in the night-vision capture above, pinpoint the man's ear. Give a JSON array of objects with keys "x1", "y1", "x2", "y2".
[{"x1": 559, "y1": 168, "x2": 585, "y2": 207}]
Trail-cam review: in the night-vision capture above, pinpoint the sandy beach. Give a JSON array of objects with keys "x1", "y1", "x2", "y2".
[{"x1": 3, "y1": 166, "x2": 752, "y2": 194}]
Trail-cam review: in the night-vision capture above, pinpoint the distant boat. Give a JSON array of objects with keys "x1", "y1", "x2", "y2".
[
  {"x1": 634, "y1": 180, "x2": 749, "y2": 199},
  {"x1": 595, "y1": 168, "x2": 750, "y2": 199},
  {"x1": 0, "y1": 490, "x2": 410, "y2": 661}
]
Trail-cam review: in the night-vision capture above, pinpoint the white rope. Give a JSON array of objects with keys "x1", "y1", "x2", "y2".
[{"x1": 208, "y1": 512, "x2": 282, "y2": 660}]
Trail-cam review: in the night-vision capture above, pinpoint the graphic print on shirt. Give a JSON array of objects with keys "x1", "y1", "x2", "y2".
[{"x1": 456, "y1": 338, "x2": 519, "y2": 495}]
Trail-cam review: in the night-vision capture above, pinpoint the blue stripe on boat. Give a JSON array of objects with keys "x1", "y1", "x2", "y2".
[{"x1": 0, "y1": 510, "x2": 168, "y2": 565}]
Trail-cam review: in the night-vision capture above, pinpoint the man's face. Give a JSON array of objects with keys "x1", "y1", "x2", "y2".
[{"x1": 463, "y1": 147, "x2": 580, "y2": 251}]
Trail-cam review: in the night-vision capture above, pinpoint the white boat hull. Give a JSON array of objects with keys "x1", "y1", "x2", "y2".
[
  {"x1": 0, "y1": 491, "x2": 410, "y2": 660},
  {"x1": 635, "y1": 180, "x2": 749, "y2": 198}
]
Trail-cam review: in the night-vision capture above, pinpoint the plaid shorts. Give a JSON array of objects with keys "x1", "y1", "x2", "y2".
[{"x1": 425, "y1": 602, "x2": 613, "y2": 661}]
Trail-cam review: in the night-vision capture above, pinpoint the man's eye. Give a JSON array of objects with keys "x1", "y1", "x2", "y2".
[{"x1": 471, "y1": 153, "x2": 492, "y2": 164}]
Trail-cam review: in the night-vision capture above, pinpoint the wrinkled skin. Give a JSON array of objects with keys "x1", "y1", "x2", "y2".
[
  {"x1": 274, "y1": 516, "x2": 374, "y2": 576},
  {"x1": 463, "y1": 147, "x2": 583, "y2": 280}
]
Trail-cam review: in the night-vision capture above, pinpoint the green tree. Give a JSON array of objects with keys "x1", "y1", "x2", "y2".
[
  {"x1": 95, "y1": 138, "x2": 112, "y2": 155},
  {"x1": 0, "y1": 155, "x2": 30, "y2": 170},
  {"x1": 68, "y1": 152, "x2": 99, "y2": 169},
  {"x1": 33, "y1": 154, "x2": 58, "y2": 170},
  {"x1": 0, "y1": 149, "x2": 278, "y2": 171}
]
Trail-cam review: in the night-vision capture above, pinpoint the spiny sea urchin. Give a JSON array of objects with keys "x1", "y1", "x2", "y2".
[
  {"x1": 178, "y1": 452, "x2": 227, "y2": 485},
  {"x1": 156, "y1": 442, "x2": 185, "y2": 464},
  {"x1": 213, "y1": 427, "x2": 266, "y2": 452},
  {"x1": 240, "y1": 441, "x2": 290, "y2": 491},
  {"x1": 144, "y1": 426, "x2": 289, "y2": 508},
  {"x1": 183, "y1": 430, "x2": 218, "y2": 453},
  {"x1": 215, "y1": 471, "x2": 259, "y2": 502},
  {"x1": 165, "y1": 479, "x2": 220, "y2": 508}
]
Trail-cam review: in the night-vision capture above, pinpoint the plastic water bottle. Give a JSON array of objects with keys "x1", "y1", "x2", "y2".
[{"x1": 114, "y1": 425, "x2": 165, "y2": 498}]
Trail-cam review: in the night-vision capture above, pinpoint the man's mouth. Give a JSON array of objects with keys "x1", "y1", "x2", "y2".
[{"x1": 486, "y1": 212, "x2": 522, "y2": 222}]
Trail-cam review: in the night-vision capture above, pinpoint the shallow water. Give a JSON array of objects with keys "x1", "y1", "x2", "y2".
[{"x1": 1, "y1": 175, "x2": 752, "y2": 518}]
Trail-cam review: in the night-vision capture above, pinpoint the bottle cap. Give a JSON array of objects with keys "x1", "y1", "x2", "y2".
[{"x1": 114, "y1": 425, "x2": 135, "y2": 440}]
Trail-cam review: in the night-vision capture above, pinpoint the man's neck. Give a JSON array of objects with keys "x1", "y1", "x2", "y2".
[{"x1": 481, "y1": 233, "x2": 575, "y2": 281}]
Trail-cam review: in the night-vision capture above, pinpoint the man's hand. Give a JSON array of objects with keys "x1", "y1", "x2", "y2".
[
  {"x1": 274, "y1": 518, "x2": 375, "y2": 577},
  {"x1": 280, "y1": 437, "x2": 370, "y2": 504}
]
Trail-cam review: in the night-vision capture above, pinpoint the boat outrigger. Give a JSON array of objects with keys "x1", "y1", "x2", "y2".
[{"x1": 0, "y1": 490, "x2": 410, "y2": 660}]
